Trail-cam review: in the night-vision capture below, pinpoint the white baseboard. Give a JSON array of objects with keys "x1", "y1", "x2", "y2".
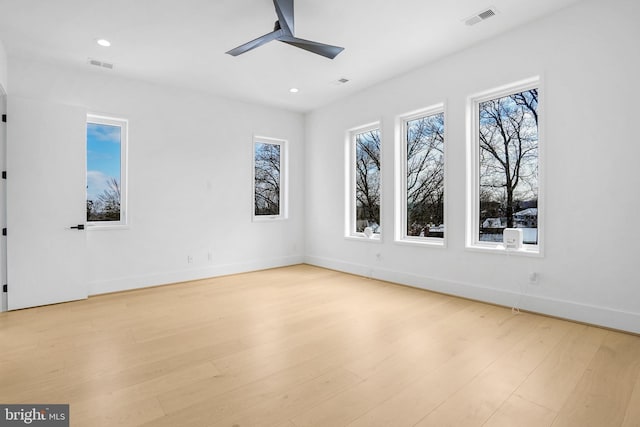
[
  {"x1": 304, "y1": 255, "x2": 640, "y2": 335},
  {"x1": 89, "y1": 255, "x2": 305, "y2": 296}
]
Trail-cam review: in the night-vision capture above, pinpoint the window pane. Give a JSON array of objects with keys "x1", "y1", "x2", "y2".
[
  {"x1": 254, "y1": 142, "x2": 281, "y2": 216},
  {"x1": 355, "y1": 129, "x2": 381, "y2": 233},
  {"x1": 406, "y1": 112, "x2": 444, "y2": 238},
  {"x1": 87, "y1": 122, "x2": 122, "y2": 222},
  {"x1": 478, "y1": 89, "x2": 538, "y2": 244}
]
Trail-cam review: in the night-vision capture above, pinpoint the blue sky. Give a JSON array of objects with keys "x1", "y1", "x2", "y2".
[{"x1": 87, "y1": 123, "x2": 121, "y2": 201}]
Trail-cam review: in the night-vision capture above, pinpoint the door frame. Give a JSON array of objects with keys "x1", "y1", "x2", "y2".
[{"x1": 0, "y1": 87, "x2": 6, "y2": 312}]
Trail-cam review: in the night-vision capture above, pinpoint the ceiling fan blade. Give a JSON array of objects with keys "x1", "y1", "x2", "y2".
[
  {"x1": 279, "y1": 35, "x2": 344, "y2": 59},
  {"x1": 273, "y1": 0, "x2": 294, "y2": 35},
  {"x1": 226, "y1": 29, "x2": 284, "y2": 56}
]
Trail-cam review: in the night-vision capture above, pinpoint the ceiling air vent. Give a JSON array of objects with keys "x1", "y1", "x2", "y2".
[
  {"x1": 465, "y1": 7, "x2": 498, "y2": 26},
  {"x1": 87, "y1": 58, "x2": 114, "y2": 70}
]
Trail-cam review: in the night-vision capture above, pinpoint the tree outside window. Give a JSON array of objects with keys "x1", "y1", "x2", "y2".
[
  {"x1": 405, "y1": 111, "x2": 445, "y2": 239},
  {"x1": 87, "y1": 119, "x2": 125, "y2": 223},
  {"x1": 354, "y1": 128, "x2": 381, "y2": 234},
  {"x1": 254, "y1": 141, "x2": 282, "y2": 217},
  {"x1": 478, "y1": 88, "x2": 538, "y2": 244}
]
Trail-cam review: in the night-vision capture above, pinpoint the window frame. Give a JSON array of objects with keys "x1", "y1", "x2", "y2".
[
  {"x1": 345, "y1": 122, "x2": 382, "y2": 241},
  {"x1": 252, "y1": 136, "x2": 287, "y2": 221},
  {"x1": 395, "y1": 103, "x2": 447, "y2": 248},
  {"x1": 86, "y1": 113, "x2": 128, "y2": 229},
  {"x1": 466, "y1": 76, "x2": 543, "y2": 256}
]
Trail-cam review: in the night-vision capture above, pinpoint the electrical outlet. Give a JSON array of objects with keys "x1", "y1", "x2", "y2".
[
  {"x1": 528, "y1": 272, "x2": 539, "y2": 285},
  {"x1": 187, "y1": 255, "x2": 193, "y2": 264}
]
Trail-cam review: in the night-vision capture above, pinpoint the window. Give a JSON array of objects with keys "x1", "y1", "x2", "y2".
[
  {"x1": 254, "y1": 137, "x2": 286, "y2": 220},
  {"x1": 86, "y1": 114, "x2": 127, "y2": 226},
  {"x1": 398, "y1": 105, "x2": 445, "y2": 245},
  {"x1": 467, "y1": 77, "x2": 541, "y2": 253},
  {"x1": 347, "y1": 124, "x2": 381, "y2": 238}
]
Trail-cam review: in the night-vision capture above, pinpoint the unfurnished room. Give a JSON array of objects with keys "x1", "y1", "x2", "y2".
[{"x1": 0, "y1": 0, "x2": 639, "y2": 426}]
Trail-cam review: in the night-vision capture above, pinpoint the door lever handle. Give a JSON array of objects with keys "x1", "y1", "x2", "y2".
[{"x1": 70, "y1": 224, "x2": 85, "y2": 230}]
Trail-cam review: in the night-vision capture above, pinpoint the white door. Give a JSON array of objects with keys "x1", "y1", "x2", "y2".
[{"x1": 6, "y1": 96, "x2": 88, "y2": 310}]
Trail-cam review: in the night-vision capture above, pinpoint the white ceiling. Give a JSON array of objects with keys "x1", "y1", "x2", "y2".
[{"x1": 0, "y1": 0, "x2": 584, "y2": 112}]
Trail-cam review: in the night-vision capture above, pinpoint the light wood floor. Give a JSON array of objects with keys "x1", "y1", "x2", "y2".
[{"x1": 1, "y1": 265, "x2": 639, "y2": 427}]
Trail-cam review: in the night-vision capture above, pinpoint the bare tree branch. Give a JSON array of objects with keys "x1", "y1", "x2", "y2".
[{"x1": 479, "y1": 89, "x2": 538, "y2": 235}]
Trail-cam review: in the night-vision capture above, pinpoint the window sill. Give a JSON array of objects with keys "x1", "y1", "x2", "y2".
[
  {"x1": 465, "y1": 243, "x2": 542, "y2": 257},
  {"x1": 253, "y1": 215, "x2": 287, "y2": 222},
  {"x1": 345, "y1": 234, "x2": 382, "y2": 243},
  {"x1": 395, "y1": 237, "x2": 446, "y2": 248}
]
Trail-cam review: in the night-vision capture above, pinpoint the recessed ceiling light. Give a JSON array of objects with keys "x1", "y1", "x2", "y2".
[
  {"x1": 96, "y1": 39, "x2": 111, "y2": 47},
  {"x1": 289, "y1": 88, "x2": 299, "y2": 93}
]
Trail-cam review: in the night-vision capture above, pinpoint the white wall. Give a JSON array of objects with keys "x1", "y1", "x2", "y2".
[
  {"x1": 8, "y1": 57, "x2": 305, "y2": 295},
  {"x1": 305, "y1": 0, "x2": 640, "y2": 333},
  {"x1": 0, "y1": 39, "x2": 7, "y2": 91}
]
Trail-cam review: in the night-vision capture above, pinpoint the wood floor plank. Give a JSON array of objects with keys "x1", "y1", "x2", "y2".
[
  {"x1": 622, "y1": 369, "x2": 640, "y2": 427},
  {"x1": 291, "y1": 302, "x2": 499, "y2": 427},
  {"x1": 414, "y1": 318, "x2": 574, "y2": 426},
  {"x1": 154, "y1": 281, "x2": 440, "y2": 416},
  {"x1": 345, "y1": 311, "x2": 544, "y2": 427},
  {"x1": 483, "y1": 395, "x2": 557, "y2": 427},
  {"x1": 513, "y1": 324, "x2": 607, "y2": 412},
  {"x1": 152, "y1": 290, "x2": 455, "y2": 423},
  {"x1": 72, "y1": 397, "x2": 165, "y2": 427},
  {"x1": 0, "y1": 264, "x2": 638, "y2": 427},
  {"x1": 552, "y1": 331, "x2": 640, "y2": 427},
  {"x1": 144, "y1": 368, "x2": 362, "y2": 427},
  {"x1": 211, "y1": 367, "x2": 363, "y2": 427}
]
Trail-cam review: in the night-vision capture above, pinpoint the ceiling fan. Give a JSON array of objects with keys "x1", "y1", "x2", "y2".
[{"x1": 226, "y1": 0, "x2": 344, "y2": 59}]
